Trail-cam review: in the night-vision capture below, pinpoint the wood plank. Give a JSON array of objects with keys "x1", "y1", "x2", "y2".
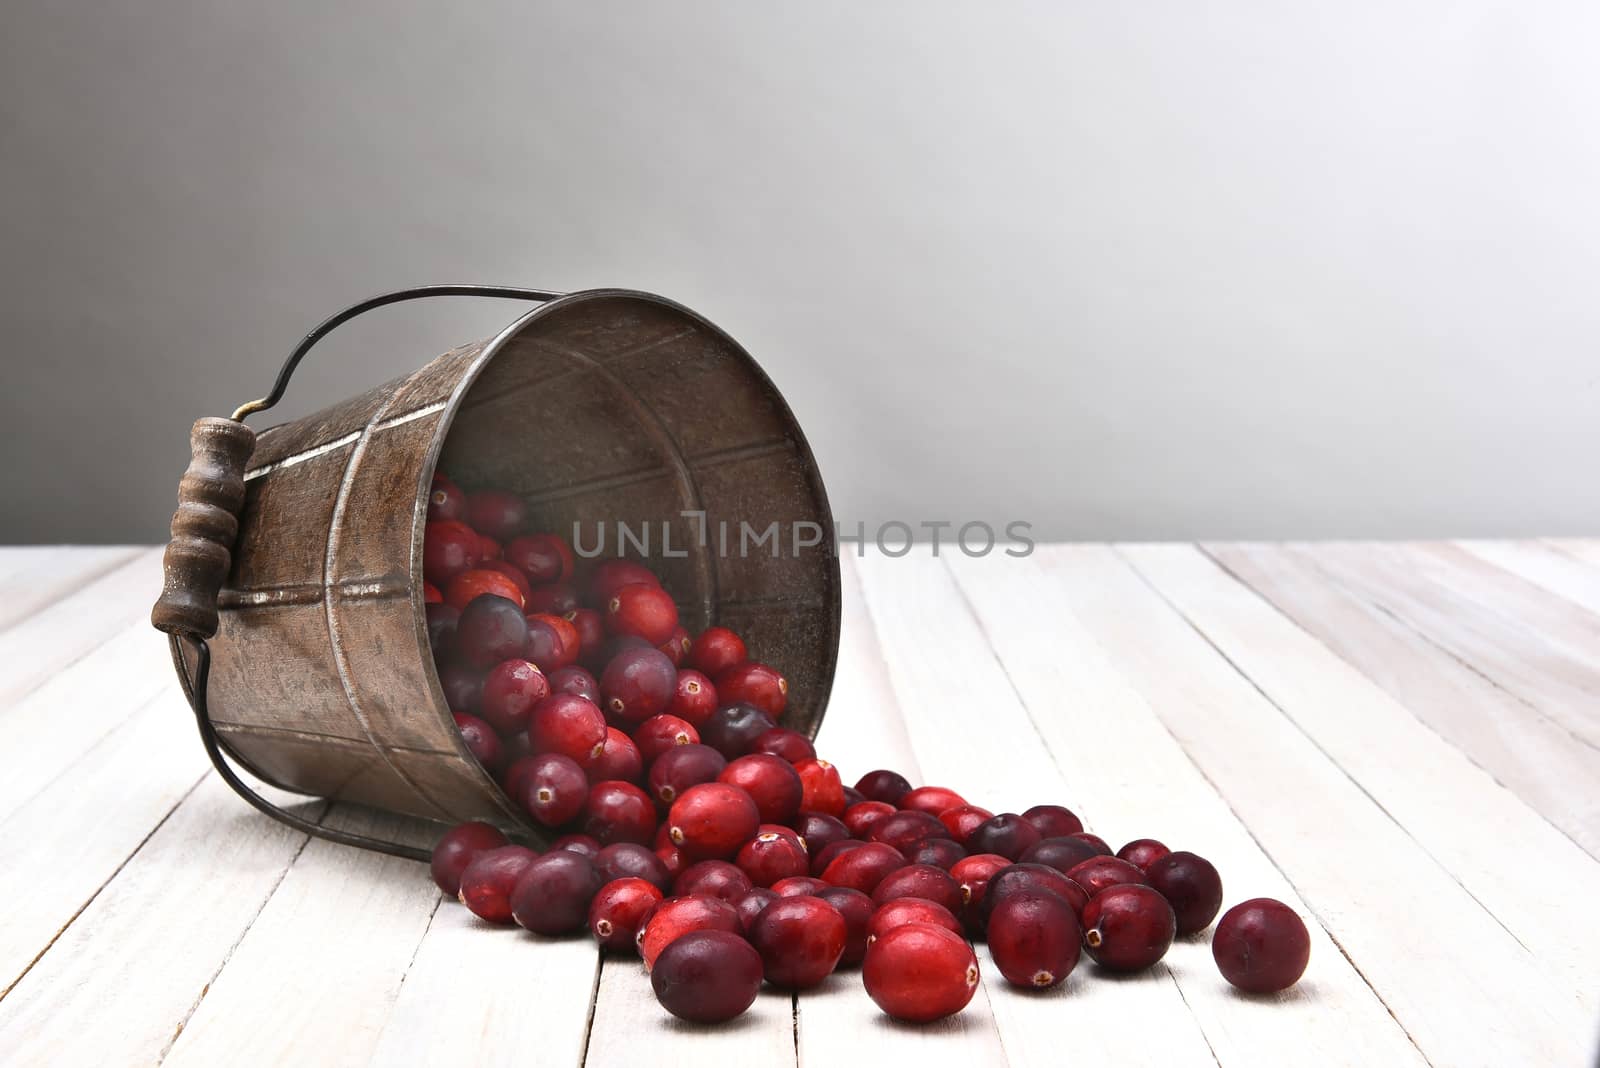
[
  {"x1": 584, "y1": 959, "x2": 797, "y2": 1068},
  {"x1": 0, "y1": 546, "x2": 144, "y2": 632},
  {"x1": 1457, "y1": 540, "x2": 1600, "y2": 618},
  {"x1": 1206, "y1": 543, "x2": 1600, "y2": 859},
  {"x1": 856, "y1": 549, "x2": 1217, "y2": 1067},
  {"x1": 1049, "y1": 543, "x2": 1592, "y2": 1065},
  {"x1": 1543, "y1": 537, "x2": 1600, "y2": 569}
]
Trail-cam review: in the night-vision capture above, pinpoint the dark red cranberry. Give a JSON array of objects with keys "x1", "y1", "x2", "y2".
[
  {"x1": 867, "y1": 898, "x2": 963, "y2": 942},
  {"x1": 718, "y1": 754, "x2": 804, "y2": 824},
  {"x1": 651, "y1": 930, "x2": 763, "y2": 1023},
  {"x1": 1082, "y1": 884, "x2": 1176, "y2": 971},
  {"x1": 447, "y1": 569, "x2": 524, "y2": 613},
  {"x1": 425, "y1": 602, "x2": 460, "y2": 660},
  {"x1": 1146, "y1": 851, "x2": 1224, "y2": 935},
  {"x1": 1021, "y1": 804, "x2": 1084, "y2": 839},
  {"x1": 521, "y1": 752, "x2": 588, "y2": 827},
  {"x1": 524, "y1": 613, "x2": 579, "y2": 672},
  {"x1": 715, "y1": 661, "x2": 788, "y2": 719},
  {"x1": 458, "y1": 845, "x2": 538, "y2": 924},
  {"x1": 423, "y1": 520, "x2": 481, "y2": 586},
  {"x1": 870, "y1": 810, "x2": 953, "y2": 855},
  {"x1": 590, "y1": 727, "x2": 644, "y2": 783},
  {"x1": 752, "y1": 727, "x2": 816, "y2": 765},
  {"x1": 525, "y1": 582, "x2": 579, "y2": 617},
  {"x1": 528, "y1": 693, "x2": 607, "y2": 767},
  {"x1": 505, "y1": 533, "x2": 574, "y2": 585},
  {"x1": 475, "y1": 559, "x2": 533, "y2": 604},
  {"x1": 599, "y1": 647, "x2": 677, "y2": 726},
  {"x1": 427, "y1": 473, "x2": 466, "y2": 522},
  {"x1": 430, "y1": 821, "x2": 509, "y2": 897},
  {"x1": 770, "y1": 876, "x2": 828, "y2": 898},
  {"x1": 686, "y1": 625, "x2": 746, "y2": 678},
  {"x1": 950, "y1": 853, "x2": 1012, "y2": 931},
  {"x1": 844, "y1": 800, "x2": 898, "y2": 840},
  {"x1": 734, "y1": 888, "x2": 780, "y2": 934},
  {"x1": 465, "y1": 490, "x2": 527, "y2": 541},
  {"x1": 479, "y1": 658, "x2": 550, "y2": 735},
  {"x1": 1066, "y1": 856, "x2": 1149, "y2": 897},
  {"x1": 899, "y1": 786, "x2": 967, "y2": 817},
  {"x1": 795, "y1": 812, "x2": 851, "y2": 857},
  {"x1": 699, "y1": 703, "x2": 776, "y2": 759},
  {"x1": 638, "y1": 895, "x2": 741, "y2": 970},
  {"x1": 588, "y1": 876, "x2": 664, "y2": 951},
  {"x1": 455, "y1": 594, "x2": 529, "y2": 669},
  {"x1": 1213, "y1": 898, "x2": 1310, "y2": 993},
  {"x1": 633, "y1": 714, "x2": 699, "y2": 764},
  {"x1": 509, "y1": 850, "x2": 603, "y2": 935},
  {"x1": 1070, "y1": 831, "x2": 1112, "y2": 855},
  {"x1": 981, "y1": 864, "x2": 1089, "y2": 929},
  {"x1": 750, "y1": 896, "x2": 847, "y2": 989},
  {"x1": 565, "y1": 607, "x2": 607, "y2": 666},
  {"x1": 438, "y1": 663, "x2": 485, "y2": 713},
  {"x1": 820, "y1": 842, "x2": 907, "y2": 894},
  {"x1": 501, "y1": 753, "x2": 540, "y2": 803},
  {"x1": 588, "y1": 559, "x2": 661, "y2": 603},
  {"x1": 658, "y1": 625, "x2": 691, "y2": 666},
  {"x1": 453, "y1": 712, "x2": 502, "y2": 770},
  {"x1": 795, "y1": 759, "x2": 845, "y2": 816},
  {"x1": 674, "y1": 859, "x2": 755, "y2": 903},
  {"x1": 478, "y1": 534, "x2": 502, "y2": 562},
  {"x1": 1020, "y1": 836, "x2": 1103, "y2": 873},
  {"x1": 863, "y1": 923, "x2": 979, "y2": 1023},
  {"x1": 550, "y1": 833, "x2": 600, "y2": 859},
  {"x1": 989, "y1": 890, "x2": 1081, "y2": 989},
  {"x1": 663, "y1": 670, "x2": 716, "y2": 728},
  {"x1": 605, "y1": 583, "x2": 679, "y2": 645},
  {"x1": 908, "y1": 838, "x2": 968, "y2": 871},
  {"x1": 939, "y1": 804, "x2": 995, "y2": 844},
  {"x1": 547, "y1": 664, "x2": 600, "y2": 703},
  {"x1": 582, "y1": 780, "x2": 656, "y2": 845},
  {"x1": 811, "y1": 839, "x2": 866, "y2": 877},
  {"x1": 647, "y1": 743, "x2": 727, "y2": 806},
  {"x1": 595, "y1": 842, "x2": 673, "y2": 892},
  {"x1": 967, "y1": 813, "x2": 1043, "y2": 861},
  {"x1": 816, "y1": 886, "x2": 874, "y2": 966},
  {"x1": 871, "y1": 864, "x2": 963, "y2": 913},
  {"x1": 1117, "y1": 839, "x2": 1172, "y2": 872},
  {"x1": 854, "y1": 769, "x2": 914, "y2": 806},
  {"x1": 841, "y1": 786, "x2": 865, "y2": 808},
  {"x1": 736, "y1": 831, "x2": 810, "y2": 887},
  {"x1": 668, "y1": 782, "x2": 761, "y2": 860}
]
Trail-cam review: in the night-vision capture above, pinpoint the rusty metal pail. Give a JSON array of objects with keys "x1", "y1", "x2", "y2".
[{"x1": 152, "y1": 286, "x2": 840, "y2": 860}]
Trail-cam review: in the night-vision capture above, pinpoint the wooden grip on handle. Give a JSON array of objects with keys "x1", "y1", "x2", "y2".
[{"x1": 152, "y1": 417, "x2": 257, "y2": 638}]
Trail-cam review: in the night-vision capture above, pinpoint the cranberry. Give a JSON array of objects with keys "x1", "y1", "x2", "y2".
[
  {"x1": 871, "y1": 864, "x2": 963, "y2": 913},
  {"x1": 668, "y1": 783, "x2": 761, "y2": 860},
  {"x1": 509, "y1": 850, "x2": 603, "y2": 935},
  {"x1": 854, "y1": 769, "x2": 913, "y2": 806},
  {"x1": 750, "y1": 896, "x2": 847, "y2": 989},
  {"x1": 908, "y1": 838, "x2": 968, "y2": 871},
  {"x1": 588, "y1": 559, "x2": 661, "y2": 603},
  {"x1": 595, "y1": 842, "x2": 673, "y2": 892},
  {"x1": 423, "y1": 520, "x2": 481, "y2": 586},
  {"x1": 981, "y1": 864, "x2": 1089, "y2": 929},
  {"x1": 1066, "y1": 856, "x2": 1148, "y2": 897},
  {"x1": 525, "y1": 612, "x2": 580, "y2": 672},
  {"x1": 1213, "y1": 898, "x2": 1309, "y2": 993},
  {"x1": 567, "y1": 607, "x2": 608, "y2": 671},
  {"x1": 590, "y1": 727, "x2": 644, "y2": 783},
  {"x1": 844, "y1": 800, "x2": 897, "y2": 840},
  {"x1": 939, "y1": 804, "x2": 995, "y2": 844},
  {"x1": 820, "y1": 842, "x2": 907, "y2": 894},
  {"x1": 424, "y1": 582, "x2": 443, "y2": 604},
  {"x1": 599, "y1": 647, "x2": 677, "y2": 726},
  {"x1": 455, "y1": 594, "x2": 529, "y2": 669},
  {"x1": 465, "y1": 489, "x2": 527, "y2": 541},
  {"x1": 699, "y1": 703, "x2": 776, "y2": 759},
  {"x1": 525, "y1": 582, "x2": 579, "y2": 616},
  {"x1": 547, "y1": 664, "x2": 600, "y2": 703},
  {"x1": 658, "y1": 625, "x2": 692, "y2": 666},
  {"x1": 521, "y1": 752, "x2": 588, "y2": 827},
  {"x1": 686, "y1": 625, "x2": 746, "y2": 678},
  {"x1": 478, "y1": 534, "x2": 502, "y2": 562},
  {"x1": 430, "y1": 821, "x2": 509, "y2": 897},
  {"x1": 719, "y1": 754, "x2": 804, "y2": 824},
  {"x1": 867, "y1": 898, "x2": 963, "y2": 942},
  {"x1": 674, "y1": 859, "x2": 754, "y2": 903},
  {"x1": 425, "y1": 602, "x2": 459, "y2": 660},
  {"x1": 1070, "y1": 831, "x2": 1112, "y2": 855},
  {"x1": 637, "y1": 895, "x2": 741, "y2": 971},
  {"x1": 795, "y1": 812, "x2": 851, "y2": 857},
  {"x1": 863, "y1": 923, "x2": 979, "y2": 1023},
  {"x1": 1146, "y1": 851, "x2": 1224, "y2": 935},
  {"x1": 582, "y1": 780, "x2": 657, "y2": 845},
  {"x1": 967, "y1": 813, "x2": 1043, "y2": 861},
  {"x1": 870, "y1": 810, "x2": 953, "y2": 855},
  {"x1": 651, "y1": 930, "x2": 764, "y2": 1024},
  {"x1": 758, "y1": 823, "x2": 805, "y2": 850},
  {"x1": 551, "y1": 833, "x2": 600, "y2": 859},
  {"x1": 605, "y1": 583, "x2": 680, "y2": 645},
  {"x1": 899, "y1": 786, "x2": 967, "y2": 817},
  {"x1": 811, "y1": 839, "x2": 865, "y2": 877},
  {"x1": 427, "y1": 473, "x2": 466, "y2": 522},
  {"x1": 950, "y1": 853, "x2": 1012, "y2": 930},
  {"x1": 1020, "y1": 836, "x2": 1103, "y2": 873},
  {"x1": 816, "y1": 886, "x2": 874, "y2": 966},
  {"x1": 770, "y1": 876, "x2": 828, "y2": 898},
  {"x1": 1021, "y1": 804, "x2": 1084, "y2": 839},
  {"x1": 1081, "y1": 884, "x2": 1176, "y2": 971},
  {"x1": 794, "y1": 759, "x2": 845, "y2": 816},
  {"x1": 458, "y1": 845, "x2": 538, "y2": 924},
  {"x1": 589, "y1": 876, "x2": 664, "y2": 951},
  {"x1": 438, "y1": 663, "x2": 485, "y2": 712},
  {"x1": 752, "y1": 727, "x2": 816, "y2": 765},
  {"x1": 479, "y1": 658, "x2": 550, "y2": 735},
  {"x1": 736, "y1": 831, "x2": 810, "y2": 887},
  {"x1": 1117, "y1": 839, "x2": 1172, "y2": 872},
  {"x1": 647, "y1": 743, "x2": 727, "y2": 806},
  {"x1": 528, "y1": 693, "x2": 607, "y2": 767},
  {"x1": 633, "y1": 714, "x2": 699, "y2": 763},
  {"x1": 453, "y1": 712, "x2": 502, "y2": 770},
  {"x1": 505, "y1": 532, "x2": 574, "y2": 585},
  {"x1": 841, "y1": 786, "x2": 865, "y2": 808},
  {"x1": 472, "y1": 560, "x2": 533, "y2": 604},
  {"x1": 715, "y1": 661, "x2": 788, "y2": 718},
  {"x1": 734, "y1": 888, "x2": 779, "y2": 934},
  {"x1": 989, "y1": 890, "x2": 1081, "y2": 989}
]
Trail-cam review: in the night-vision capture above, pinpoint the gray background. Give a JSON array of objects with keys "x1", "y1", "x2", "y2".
[{"x1": 4, "y1": 2, "x2": 1597, "y2": 544}]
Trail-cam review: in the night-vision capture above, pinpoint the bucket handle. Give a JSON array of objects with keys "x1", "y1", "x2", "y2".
[{"x1": 155, "y1": 285, "x2": 563, "y2": 863}]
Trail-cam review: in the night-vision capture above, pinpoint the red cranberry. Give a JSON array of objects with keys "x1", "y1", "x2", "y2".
[
  {"x1": 582, "y1": 780, "x2": 657, "y2": 845},
  {"x1": 820, "y1": 842, "x2": 907, "y2": 894},
  {"x1": 816, "y1": 886, "x2": 874, "y2": 966},
  {"x1": 661, "y1": 670, "x2": 716, "y2": 728},
  {"x1": 599, "y1": 647, "x2": 677, "y2": 726},
  {"x1": 715, "y1": 661, "x2": 788, "y2": 718},
  {"x1": 505, "y1": 532, "x2": 574, "y2": 585},
  {"x1": 455, "y1": 594, "x2": 529, "y2": 669},
  {"x1": 899, "y1": 786, "x2": 967, "y2": 817},
  {"x1": 1066, "y1": 856, "x2": 1149, "y2": 897},
  {"x1": 525, "y1": 582, "x2": 579, "y2": 616},
  {"x1": 588, "y1": 559, "x2": 661, "y2": 603},
  {"x1": 651, "y1": 930, "x2": 763, "y2": 1024},
  {"x1": 1146, "y1": 851, "x2": 1224, "y2": 935},
  {"x1": 1070, "y1": 831, "x2": 1112, "y2": 855},
  {"x1": 981, "y1": 864, "x2": 1089, "y2": 929},
  {"x1": 1117, "y1": 839, "x2": 1172, "y2": 872},
  {"x1": 736, "y1": 831, "x2": 810, "y2": 887},
  {"x1": 453, "y1": 712, "x2": 502, "y2": 770},
  {"x1": 589, "y1": 876, "x2": 664, "y2": 951},
  {"x1": 1021, "y1": 804, "x2": 1083, "y2": 839},
  {"x1": 438, "y1": 663, "x2": 485, "y2": 712},
  {"x1": 565, "y1": 606, "x2": 607, "y2": 665},
  {"x1": 867, "y1": 898, "x2": 963, "y2": 942},
  {"x1": 465, "y1": 489, "x2": 527, "y2": 541},
  {"x1": 750, "y1": 896, "x2": 847, "y2": 989},
  {"x1": 656, "y1": 844, "x2": 685, "y2": 879},
  {"x1": 658, "y1": 625, "x2": 691, "y2": 666},
  {"x1": 528, "y1": 694, "x2": 607, "y2": 767},
  {"x1": 427, "y1": 473, "x2": 466, "y2": 522},
  {"x1": 870, "y1": 810, "x2": 953, "y2": 855},
  {"x1": 950, "y1": 853, "x2": 1012, "y2": 930},
  {"x1": 734, "y1": 888, "x2": 779, "y2": 934},
  {"x1": 509, "y1": 850, "x2": 603, "y2": 935},
  {"x1": 854, "y1": 769, "x2": 914, "y2": 806},
  {"x1": 668, "y1": 783, "x2": 761, "y2": 860},
  {"x1": 699, "y1": 703, "x2": 776, "y2": 759},
  {"x1": 458, "y1": 845, "x2": 538, "y2": 924},
  {"x1": 871, "y1": 864, "x2": 963, "y2": 913},
  {"x1": 430, "y1": 821, "x2": 509, "y2": 897},
  {"x1": 425, "y1": 602, "x2": 459, "y2": 660},
  {"x1": 633, "y1": 714, "x2": 699, "y2": 763},
  {"x1": 424, "y1": 582, "x2": 444, "y2": 605},
  {"x1": 989, "y1": 890, "x2": 1081, "y2": 989},
  {"x1": 521, "y1": 752, "x2": 588, "y2": 827},
  {"x1": 811, "y1": 839, "x2": 865, "y2": 877},
  {"x1": 595, "y1": 842, "x2": 673, "y2": 892},
  {"x1": 605, "y1": 583, "x2": 679, "y2": 645},
  {"x1": 795, "y1": 758, "x2": 845, "y2": 816},
  {"x1": 844, "y1": 800, "x2": 898, "y2": 840},
  {"x1": 551, "y1": 833, "x2": 600, "y2": 859},
  {"x1": 1081, "y1": 884, "x2": 1176, "y2": 971},
  {"x1": 479, "y1": 658, "x2": 550, "y2": 735},
  {"x1": 863, "y1": 923, "x2": 979, "y2": 1023},
  {"x1": 647, "y1": 743, "x2": 727, "y2": 806},
  {"x1": 423, "y1": 520, "x2": 481, "y2": 586},
  {"x1": 908, "y1": 838, "x2": 968, "y2": 871},
  {"x1": 467, "y1": 560, "x2": 531, "y2": 605},
  {"x1": 967, "y1": 813, "x2": 1043, "y2": 861},
  {"x1": 674, "y1": 859, "x2": 754, "y2": 902},
  {"x1": 752, "y1": 727, "x2": 816, "y2": 765},
  {"x1": 686, "y1": 625, "x2": 745, "y2": 677},
  {"x1": 637, "y1": 895, "x2": 741, "y2": 970},
  {"x1": 770, "y1": 876, "x2": 828, "y2": 898},
  {"x1": 547, "y1": 664, "x2": 600, "y2": 703},
  {"x1": 590, "y1": 727, "x2": 644, "y2": 783},
  {"x1": 524, "y1": 612, "x2": 580, "y2": 672},
  {"x1": 718, "y1": 754, "x2": 804, "y2": 824},
  {"x1": 1020, "y1": 836, "x2": 1103, "y2": 873},
  {"x1": 1213, "y1": 898, "x2": 1309, "y2": 992},
  {"x1": 939, "y1": 804, "x2": 995, "y2": 844},
  {"x1": 758, "y1": 823, "x2": 805, "y2": 850},
  {"x1": 795, "y1": 812, "x2": 851, "y2": 857},
  {"x1": 478, "y1": 534, "x2": 502, "y2": 562}
]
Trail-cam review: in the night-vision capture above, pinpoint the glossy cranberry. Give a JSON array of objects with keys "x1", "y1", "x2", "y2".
[
  {"x1": 841, "y1": 786, "x2": 865, "y2": 807},
  {"x1": 718, "y1": 754, "x2": 804, "y2": 824},
  {"x1": 665, "y1": 670, "x2": 718, "y2": 727},
  {"x1": 478, "y1": 534, "x2": 502, "y2": 562},
  {"x1": 588, "y1": 876, "x2": 664, "y2": 951},
  {"x1": 699, "y1": 703, "x2": 776, "y2": 759},
  {"x1": 1020, "y1": 836, "x2": 1104, "y2": 873},
  {"x1": 425, "y1": 602, "x2": 460, "y2": 660},
  {"x1": 525, "y1": 582, "x2": 580, "y2": 616},
  {"x1": 590, "y1": 727, "x2": 644, "y2": 783},
  {"x1": 465, "y1": 489, "x2": 527, "y2": 541},
  {"x1": 521, "y1": 753, "x2": 588, "y2": 827},
  {"x1": 898, "y1": 786, "x2": 967, "y2": 817},
  {"x1": 1070, "y1": 831, "x2": 1112, "y2": 855},
  {"x1": 430, "y1": 821, "x2": 509, "y2": 896},
  {"x1": 967, "y1": 813, "x2": 1043, "y2": 861},
  {"x1": 528, "y1": 694, "x2": 607, "y2": 766},
  {"x1": 509, "y1": 850, "x2": 603, "y2": 935},
  {"x1": 870, "y1": 810, "x2": 954, "y2": 854},
  {"x1": 476, "y1": 558, "x2": 533, "y2": 603},
  {"x1": 1020, "y1": 803, "x2": 1083, "y2": 839},
  {"x1": 427, "y1": 473, "x2": 466, "y2": 522},
  {"x1": 736, "y1": 831, "x2": 810, "y2": 887},
  {"x1": 588, "y1": 559, "x2": 662, "y2": 603},
  {"x1": 547, "y1": 664, "x2": 600, "y2": 703},
  {"x1": 720, "y1": 888, "x2": 772, "y2": 935},
  {"x1": 854, "y1": 769, "x2": 913, "y2": 806},
  {"x1": 793, "y1": 758, "x2": 845, "y2": 816},
  {"x1": 651, "y1": 930, "x2": 763, "y2": 1023},
  {"x1": 658, "y1": 625, "x2": 691, "y2": 666},
  {"x1": 453, "y1": 712, "x2": 502, "y2": 770},
  {"x1": 811, "y1": 839, "x2": 865, "y2": 877},
  {"x1": 423, "y1": 520, "x2": 481, "y2": 586},
  {"x1": 455, "y1": 594, "x2": 529, "y2": 669},
  {"x1": 1082, "y1": 884, "x2": 1176, "y2": 971},
  {"x1": 647, "y1": 743, "x2": 727, "y2": 806},
  {"x1": 505, "y1": 532, "x2": 575, "y2": 585},
  {"x1": 939, "y1": 804, "x2": 996, "y2": 845},
  {"x1": 668, "y1": 783, "x2": 761, "y2": 860},
  {"x1": 674, "y1": 859, "x2": 755, "y2": 902},
  {"x1": 551, "y1": 833, "x2": 601, "y2": 859},
  {"x1": 981, "y1": 864, "x2": 1089, "y2": 928},
  {"x1": 605, "y1": 583, "x2": 680, "y2": 645},
  {"x1": 844, "y1": 800, "x2": 898, "y2": 840},
  {"x1": 458, "y1": 845, "x2": 538, "y2": 924},
  {"x1": 714, "y1": 661, "x2": 788, "y2": 719},
  {"x1": 989, "y1": 890, "x2": 1081, "y2": 989},
  {"x1": 820, "y1": 842, "x2": 907, "y2": 894},
  {"x1": 908, "y1": 838, "x2": 968, "y2": 871},
  {"x1": 599, "y1": 647, "x2": 677, "y2": 726},
  {"x1": 1117, "y1": 839, "x2": 1172, "y2": 872},
  {"x1": 424, "y1": 582, "x2": 444, "y2": 604},
  {"x1": 479, "y1": 658, "x2": 550, "y2": 734},
  {"x1": 950, "y1": 853, "x2": 1012, "y2": 931},
  {"x1": 655, "y1": 844, "x2": 685, "y2": 879},
  {"x1": 867, "y1": 898, "x2": 964, "y2": 943},
  {"x1": 816, "y1": 886, "x2": 874, "y2": 966},
  {"x1": 871, "y1": 864, "x2": 963, "y2": 913},
  {"x1": 752, "y1": 727, "x2": 815, "y2": 765},
  {"x1": 637, "y1": 895, "x2": 741, "y2": 970},
  {"x1": 524, "y1": 612, "x2": 580, "y2": 672},
  {"x1": 686, "y1": 625, "x2": 746, "y2": 677},
  {"x1": 631, "y1": 714, "x2": 696, "y2": 764},
  {"x1": 770, "y1": 875, "x2": 828, "y2": 898},
  {"x1": 759, "y1": 823, "x2": 805, "y2": 848},
  {"x1": 1146, "y1": 851, "x2": 1224, "y2": 935},
  {"x1": 1213, "y1": 898, "x2": 1310, "y2": 992},
  {"x1": 438, "y1": 663, "x2": 485, "y2": 712},
  {"x1": 863, "y1": 923, "x2": 979, "y2": 1023},
  {"x1": 582, "y1": 780, "x2": 657, "y2": 845},
  {"x1": 565, "y1": 607, "x2": 607, "y2": 665},
  {"x1": 1066, "y1": 856, "x2": 1149, "y2": 897},
  {"x1": 750, "y1": 896, "x2": 847, "y2": 989},
  {"x1": 595, "y1": 842, "x2": 673, "y2": 892}
]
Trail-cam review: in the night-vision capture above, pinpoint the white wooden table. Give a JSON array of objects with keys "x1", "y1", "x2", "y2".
[{"x1": 1, "y1": 542, "x2": 1597, "y2": 1067}]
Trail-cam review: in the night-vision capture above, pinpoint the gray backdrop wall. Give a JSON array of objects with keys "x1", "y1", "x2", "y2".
[{"x1": 4, "y1": 2, "x2": 1597, "y2": 544}]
